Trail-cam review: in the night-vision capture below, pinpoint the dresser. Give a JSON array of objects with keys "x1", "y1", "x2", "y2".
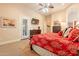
[
  {"x1": 52, "y1": 26, "x2": 61, "y2": 33},
  {"x1": 30, "y1": 29, "x2": 41, "y2": 38}
]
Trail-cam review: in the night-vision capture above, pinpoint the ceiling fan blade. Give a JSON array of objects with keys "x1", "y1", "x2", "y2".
[
  {"x1": 39, "y1": 3, "x2": 54, "y2": 8},
  {"x1": 39, "y1": 3, "x2": 44, "y2": 6},
  {"x1": 38, "y1": 8, "x2": 43, "y2": 11},
  {"x1": 49, "y1": 5, "x2": 54, "y2": 8},
  {"x1": 48, "y1": 3, "x2": 54, "y2": 8},
  {"x1": 39, "y1": 3, "x2": 46, "y2": 8}
]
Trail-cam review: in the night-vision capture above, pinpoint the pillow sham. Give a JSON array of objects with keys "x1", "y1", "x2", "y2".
[
  {"x1": 68, "y1": 28, "x2": 79, "y2": 41},
  {"x1": 63, "y1": 27, "x2": 72, "y2": 38},
  {"x1": 73, "y1": 36, "x2": 79, "y2": 42},
  {"x1": 58, "y1": 31, "x2": 63, "y2": 36}
]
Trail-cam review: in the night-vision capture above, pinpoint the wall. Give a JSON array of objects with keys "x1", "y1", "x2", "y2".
[
  {"x1": 51, "y1": 4, "x2": 79, "y2": 31},
  {"x1": 44, "y1": 15, "x2": 52, "y2": 33},
  {"x1": 0, "y1": 4, "x2": 45, "y2": 45},
  {"x1": 66, "y1": 4, "x2": 79, "y2": 27},
  {"x1": 51, "y1": 10, "x2": 67, "y2": 31}
]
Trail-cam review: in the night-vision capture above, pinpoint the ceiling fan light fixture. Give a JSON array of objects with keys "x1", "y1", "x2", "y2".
[
  {"x1": 47, "y1": 3, "x2": 50, "y2": 7},
  {"x1": 42, "y1": 8, "x2": 48, "y2": 13}
]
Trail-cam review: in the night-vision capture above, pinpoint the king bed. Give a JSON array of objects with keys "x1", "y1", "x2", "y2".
[
  {"x1": 30, "y1": 28, "x2": 79, "y2": 56},
  {"x1": 32, "y1": 45, "x2": 57, "y2": 56}
]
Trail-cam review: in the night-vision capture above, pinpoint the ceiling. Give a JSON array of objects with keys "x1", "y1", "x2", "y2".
[
  {"x1": 22, "y1": 3, "x2": 72, "y2": 16},
  {"x1": 0, "y1": 3, "x2": 72, "y2": 16}
]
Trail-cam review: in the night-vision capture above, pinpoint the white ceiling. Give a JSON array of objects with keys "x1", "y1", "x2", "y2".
[
  {"x1": 0, "y1": 3, "x2": 71, "y2": 16},
  {"x1": 21, "y1": 3, "x2": 71, "y2": 16}
]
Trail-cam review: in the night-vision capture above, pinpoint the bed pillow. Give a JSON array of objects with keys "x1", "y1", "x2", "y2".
[
  {"x1": 58, "y1": 31, "x2": 63, "y2": 36},
  {"x1": 73, "y1": 36, "x2": 79, "y2": 42},
  {"x1": 63, "y1": 27, "x2": 72, "y2": 38},
  {"x1": 63, "y1": 28, "x2": 68, "y2": 35},
  {"x1": 68, "y1": 28, "x2": 79, "y2": 41}
]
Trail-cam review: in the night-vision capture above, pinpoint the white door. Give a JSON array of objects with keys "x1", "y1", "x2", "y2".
[{"x1": 21, "y1": 18, "x2": 30, "y2": 39}]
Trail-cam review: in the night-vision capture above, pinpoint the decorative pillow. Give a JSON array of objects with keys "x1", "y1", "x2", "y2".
[
  {"x1": 68, "y1": 28, "x2": 79, "y2": 41},
  {"x1": 63, "y1": 28, "x2": 68, "y2": 35},
  {"x1": 73, "y1": 36, "x2": 79, "y2": 42},
  {"x1": 58, "y1": 31, "x2": 63, "y2": 36},
  {"x1": 63, "y1": 27, "x2": 72, "y2": 38}
]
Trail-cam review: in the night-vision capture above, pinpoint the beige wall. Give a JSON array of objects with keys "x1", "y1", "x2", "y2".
[
  {"x1": 67, "y1": 4, "x2": 79, "y2": 13},
  {"x1": 44, "y1": 15, "x2": 52, "y2": 33},
  {"x1": 66, "y1": 4, "x2": 79, "y2": 25},
  {"x1": 51, "y1": 10, "x2": 67, "y2": 31},
  {"x1": 51, "y1": 4, "x2": 79, "y2": 31},
  {"x1": 0, "y1": 4, "x2": 45, "y2": 45}
]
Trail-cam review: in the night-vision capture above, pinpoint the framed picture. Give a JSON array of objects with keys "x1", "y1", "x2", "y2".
[
  {"x1": 0, "y1": 17, "x2": 16, "y2": 28},
  {"x1": 31, "y1": 18, "x2": 39, "y2": 25}
]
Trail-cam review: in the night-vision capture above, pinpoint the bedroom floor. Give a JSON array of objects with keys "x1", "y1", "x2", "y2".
[{"x1": 0, "y1": 39, "x2": 38, "y2": 56}]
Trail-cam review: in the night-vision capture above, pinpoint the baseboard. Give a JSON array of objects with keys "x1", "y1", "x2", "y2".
[{"x1": 0, "y1": 39, "x2": 20, "y2": 46}]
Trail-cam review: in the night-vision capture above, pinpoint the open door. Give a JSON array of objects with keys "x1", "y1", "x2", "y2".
[{"x1": 21, "y1": 17, "x2": 30, "y2": 39}]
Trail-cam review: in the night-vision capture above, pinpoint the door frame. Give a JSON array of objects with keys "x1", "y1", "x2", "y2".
[{"x1": 20, "y1": 17, "x2": 30, "y2": 39}]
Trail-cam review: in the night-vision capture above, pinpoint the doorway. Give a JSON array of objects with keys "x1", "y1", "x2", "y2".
[{"x1": 21, "y1": 17, "x2": 30, "y2": 39}]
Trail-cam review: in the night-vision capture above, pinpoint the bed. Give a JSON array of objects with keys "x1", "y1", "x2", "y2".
[
  {"x1": 32, "y1": 45, "x2": 57, "y2": 56},
  {"x1": 30, "y1": 28, "x2": 79, "y2": 56}
]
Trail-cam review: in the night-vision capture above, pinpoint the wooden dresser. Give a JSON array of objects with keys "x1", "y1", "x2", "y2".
[
  {"x1": 52, "y1": 26, "x2": 61, "y2": 33},
  {"x1": 30, "y1": 29, "x2": 41, "y2": 38}
]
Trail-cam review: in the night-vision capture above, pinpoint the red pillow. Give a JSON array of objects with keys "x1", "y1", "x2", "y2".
[
  {"x1": 58, "y1": 31, "x2": 63, "y2": 36},
  {"x1": 68, "y1": 28, "x2": 79, "y2": 41},
  {"x1": 73, "y1": 36, "x2": 79, "y2": 42}
]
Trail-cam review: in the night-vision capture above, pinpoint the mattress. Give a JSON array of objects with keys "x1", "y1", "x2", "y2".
[{"x1": 32, "y1": 45, "x2": 57, "y2": 56}]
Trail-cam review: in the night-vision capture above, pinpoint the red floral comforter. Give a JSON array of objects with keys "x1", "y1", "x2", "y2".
[{"x1": 30, "y1": 32, "x2": 79, "y2": 56}]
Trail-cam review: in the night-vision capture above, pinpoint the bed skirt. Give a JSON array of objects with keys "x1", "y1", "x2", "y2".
[{"x1": 31, "y1": 45, "x2": 57, "y2": 56}]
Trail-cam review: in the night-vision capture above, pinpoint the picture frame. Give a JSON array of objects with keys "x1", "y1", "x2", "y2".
[
  {"x1": 0, "y1": 17, "x2": 16, "y2": 28},
  {"x1": 31, "y1": 18, "x2": 39, "y2": 25}
]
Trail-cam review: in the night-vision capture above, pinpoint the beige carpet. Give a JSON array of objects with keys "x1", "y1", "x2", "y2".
[{"x1": 0, "y1": 39, "x2": 38, "y2": 56}]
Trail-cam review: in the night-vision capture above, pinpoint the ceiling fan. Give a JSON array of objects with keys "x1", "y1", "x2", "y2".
[
  {"x1": 39, "y1": 3, "x2": 54, "y2": 8},
  {"x1": 38, "y1": 3, "x2": 54, "y2": 13}
]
